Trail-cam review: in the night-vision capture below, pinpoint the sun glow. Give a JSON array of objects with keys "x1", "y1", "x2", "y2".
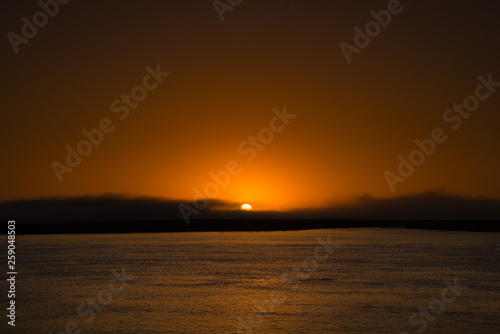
[{"x1": 241, "y1": 204, "x2": 252, "y2": 211}]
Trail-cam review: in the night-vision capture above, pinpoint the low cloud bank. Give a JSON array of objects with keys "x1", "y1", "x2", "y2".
[{"x1": 1, "y1": 192, "x2": 499, "y2": 222}]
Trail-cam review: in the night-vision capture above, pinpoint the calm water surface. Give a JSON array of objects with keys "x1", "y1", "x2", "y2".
[{"x1": 9, "y1": 229, "x2": 500, "y2": 333}]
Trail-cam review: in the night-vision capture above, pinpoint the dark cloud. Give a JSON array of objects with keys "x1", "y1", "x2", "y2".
[
  {"x1": 0, "y1": 194, "x2": 235, "y2": 222},
  {"x1": 291, "y1": 192, "x2": 500, "y2": 220},
  {"x1": 1, "y1": 192, "x2": 500, "y2": 223}
]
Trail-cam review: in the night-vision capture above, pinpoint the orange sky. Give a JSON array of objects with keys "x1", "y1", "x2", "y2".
[{"x1": 1, "y1": 1, "x2": 500, "y2": 212}]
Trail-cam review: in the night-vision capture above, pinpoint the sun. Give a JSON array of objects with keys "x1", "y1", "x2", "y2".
[{"x1": 241, "y1": 203, "x2": 252, "y2": 211}]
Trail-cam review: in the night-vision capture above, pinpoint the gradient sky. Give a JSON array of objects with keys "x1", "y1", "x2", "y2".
[{"x1": 1, "y1": 0, "x2": 500, "y2": 214}]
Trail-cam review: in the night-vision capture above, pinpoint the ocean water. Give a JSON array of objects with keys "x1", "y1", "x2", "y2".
[{"x1": 6, "y1": 228, "x2": 500, "y2": 333}]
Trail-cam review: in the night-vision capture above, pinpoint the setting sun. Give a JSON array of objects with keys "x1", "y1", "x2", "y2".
[{"x1": 241, "y1": 204, "x2": 252, "y2": 211}]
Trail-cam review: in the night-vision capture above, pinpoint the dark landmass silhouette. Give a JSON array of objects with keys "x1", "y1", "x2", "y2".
[{"x1": 11, "y1": 219, "x2": 500, "y2": 235}]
